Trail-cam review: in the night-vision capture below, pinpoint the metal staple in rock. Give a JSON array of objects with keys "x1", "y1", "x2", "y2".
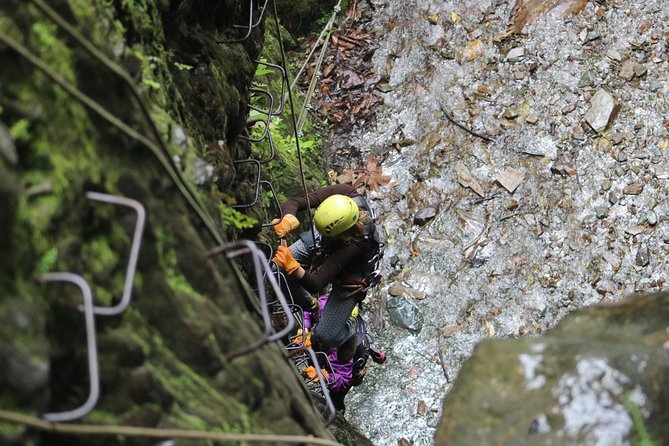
[
  {"x1": 86, "y1": 192, "x2": 146, "y2": 316},
  {"x1": 39, "y1": 273, "x2": 100, "y2": 422}
]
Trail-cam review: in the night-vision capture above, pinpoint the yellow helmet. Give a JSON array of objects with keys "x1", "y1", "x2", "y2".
[{"x1": 314, "y1": 195, "x2": 359, "y2": 237}]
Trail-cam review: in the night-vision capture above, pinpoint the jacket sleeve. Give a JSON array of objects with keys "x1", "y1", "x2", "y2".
[{"x1": 281, "y1": 183, "x2": 358, "y2": 216}]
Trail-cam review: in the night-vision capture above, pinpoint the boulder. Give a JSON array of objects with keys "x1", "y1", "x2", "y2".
[{"x1": 435, "y1": 292, "x2": 669, "y2": 446}]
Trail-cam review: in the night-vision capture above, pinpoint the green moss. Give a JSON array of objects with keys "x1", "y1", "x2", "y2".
[
  {"x1": 9, "y1": 118, "x2": 30, "y2": 141},
  {"x1": 82, "y1": 237, "x2": 119, "y2": 275},
  {"x1": 154, "y1": 227, "x2": 178, "y2": 271},
  {"x1": 219, "y1": 204, "x2": 258, "y2": 230},
  {"x1": 0, "y1": 421, "x2": 23, "y2": 435},
  {"x1": 86, "y1": 409, "x2": 119, "y2": 424},
  {"x1": 33, "y1": 246, "x2": 58, "y2": 276}
]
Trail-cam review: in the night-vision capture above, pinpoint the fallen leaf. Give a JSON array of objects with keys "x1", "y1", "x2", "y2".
[
  {"x1": 440, "y1": 324, "x2": 463, "y2": 337},
  {"x1": 512, "y1": 0, "x2": 587, "y2": 34},
  {"x1": 417, "y1": 400, "x2": 429, "y2": 416},
  {"x1": 455, "y1": 162, "x2": 485, "y2": 196},
  {"x1": 483, "y1": 320, "x2": 495, "y2": 337},
  {"x1": 495, "y1": 166, "x2": 524, "y2": 193},
  {"x1": 450, "y1": 11, "x2": 460, "y2": 22},
  {"x1": 427, "y1": 14, "x2": 439, "y2": 25}
]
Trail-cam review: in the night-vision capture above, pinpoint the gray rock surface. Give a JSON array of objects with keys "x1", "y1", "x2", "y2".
[
  {"x1": 435, "y1": 292, "x2": 669, "y2": 446},
  {"x1": 332, "y1": 0, "x2": 669, "y2": 445}
]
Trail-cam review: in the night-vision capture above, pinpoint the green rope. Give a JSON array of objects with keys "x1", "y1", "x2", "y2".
[
  {"x1": 290, "y1": 0, "x2": 342, "y2": 94},
  {"x1": 0, "y1": 410, "x2": 340, "y2": 446},
  {"x1": 271, "y1": 0, "x2": 316, "y2": 240}
]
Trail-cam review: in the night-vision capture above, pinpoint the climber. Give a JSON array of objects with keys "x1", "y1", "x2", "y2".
[
  {"x1": 272, "y1": 183, "x2": 382, "y2": 361},
  {"x1": 300, "y1": 295, "x2": 386, "y2": 412}
]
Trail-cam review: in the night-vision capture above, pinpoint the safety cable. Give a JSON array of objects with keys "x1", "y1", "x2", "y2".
[
  {"x1": 27, "y1": 0, "x2": 224, "y2": 245},
  {"x1": 270, "y1": 0, "x2": 316, "y2": 244},
  {"x1": 0, "y1": 410, "x2": 340, "y2": 446},
  {"x1": 295, "y1": 0, "x2": 343, "y2": 134}
]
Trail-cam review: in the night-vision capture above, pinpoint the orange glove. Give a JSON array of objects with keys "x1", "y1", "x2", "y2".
[
  {"x1": 302, "y1": 366, "x2": 329, "y2": 381},
  {"x1": 273, "y1": 245, "x2": 300, "y2": 275},
  {"x1": 272, "y1": 214, "x2": 300, "y2": 238}
]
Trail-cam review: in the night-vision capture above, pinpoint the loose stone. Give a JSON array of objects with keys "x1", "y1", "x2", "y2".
[
  {"x1": 635, "y1": 243, "x2": 650, "y2": 267},
  {"x1": 584, "y1": 89, "x2": 621, "y2": 132}
]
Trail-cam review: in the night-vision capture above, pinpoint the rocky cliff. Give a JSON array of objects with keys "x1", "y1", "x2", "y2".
[{"x1": 0, "y1": 0, "x2": 362, "y2": 444}]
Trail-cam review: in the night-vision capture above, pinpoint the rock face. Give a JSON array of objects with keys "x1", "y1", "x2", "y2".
[
  {"x1": 0, "y1": 0, "x2": 350, "y2": 445},
  {"x1": 435, "y1": 292, "x2": 669, "y2": 446}
]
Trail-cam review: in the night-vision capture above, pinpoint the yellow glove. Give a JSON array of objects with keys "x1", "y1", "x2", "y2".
[
  {"x1": 273, "y1": 246, "x2": 300, "y2": 275},
  {"x1": 272, "y1": 214, "x2": 300, "y2": 238}
]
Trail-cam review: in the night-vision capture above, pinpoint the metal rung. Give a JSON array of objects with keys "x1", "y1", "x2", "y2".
[
  {"x1": 86, "y1": 192, "x2": 145, "y2": 316},
  {"x1": 40, "y1": 273, "x2": 100, "y2": 422},
  {"x1": 219, "y1": 0, "x2": 270, "y2": 44},
  {"x1": 207, "y1": 240, "x2": 295, "y2": 359}
]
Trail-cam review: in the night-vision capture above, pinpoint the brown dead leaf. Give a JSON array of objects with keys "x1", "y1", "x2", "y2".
[
  {"x1": 455, "y1": 162, "x2": 485, "y2": 197},
  {"x1": 427, "y1": 14, "x2": 440, "y2": 25},
  {"x1": 512, "y1": 0, "x2": 587, "y2": 34},
  {"x1": 440, "y1": 324, "x2": 463, "y2": 337},
  {"x1": 417, "y1": 400, "x2": 429, "y2": 416},
  {"x1": 351, "y1": 157, "x2": 393, "y2": 193}
]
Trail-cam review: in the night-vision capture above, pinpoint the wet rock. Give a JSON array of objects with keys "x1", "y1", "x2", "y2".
[
  {"x1": 387, "y1": 296, "x2": 424, "y2": 334},
  {"x1": 0, "y1": 346, "x2": 49, "y2": 406},
  {"x1": 646, "y1": 211, "x2": 657, "y2": 226},
  {"x1": 606, "y1": 49, "x2": 622, "y2": 62},
  {"x1": 577, "y1": 71, "x2": 595, "y2": 88},
  {"x1": 506, "y1": 47, "x2": 525, "y2": 62},
  {"x1": 600, "y1": 179, "x2": 612, "y2": 191},
  {"x1": 610, "y1": 147, "x2": 628, "y2": 162},
  {"x1": 414, "y1": 207, "x2": 437, "y2": 226},
  {"x1": 192, "y1": 158, "x2": 214, "y2": 186},
  {"x1": 635, "y1": 243, "x2": 650, "y2": 266},
  {"x1": 584, "y1": 89, "x2": 621, "y2": 133},
  {"x1": 623, "y1": 183, "x2": 644, "y2": 195}
]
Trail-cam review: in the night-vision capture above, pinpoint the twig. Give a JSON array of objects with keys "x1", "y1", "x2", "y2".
[
  {"x1": 439, "y1": 105, "x2": 494, "y2": 143},
  {"x1": 462, "y1": 212, "x2": 495, "y2": 253},
  {"x1": 0, "y1": 410, "x2": 340, "y2": 445},
  {"x1": 436, "y1": 337, "x2": 451, "y2": 383}
]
